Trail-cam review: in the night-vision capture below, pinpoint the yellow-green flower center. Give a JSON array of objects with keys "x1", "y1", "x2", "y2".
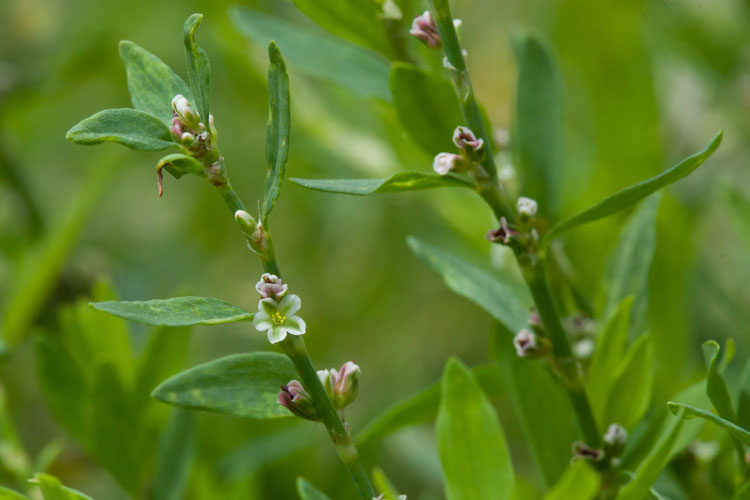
[{"x1": 271, "y1": 311, "x2": 286, "y2": 325}]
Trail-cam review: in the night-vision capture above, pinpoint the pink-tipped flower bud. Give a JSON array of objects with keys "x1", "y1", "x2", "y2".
[
  {"x1": 171, "y1": 94, "x2": 200, "y2": 129},
  {"x1": 516, "y1": 197, "x2": 538, "y2": 222},
  {"x1": 255, "y1": 273, "x2": 288, "y2": 300},
  {"x1": 170, "y1": 116, "x2": 183, "y2": 138},
  {"x1": 433, "y1": 153, "x2": 466, "y2": 175},
  {"x1": 513, "y1": 328, "x2": 549, "y2": 358},
  {"x1": 318, "y1": 362, "x2": 361, "y2": 409},
  {"x1": 528, "y1": 307, "x2": 544, "y2": 334},
  {"x1": 486, "y1": 217, "x2": 518, "y2": 245},
  {"x1": 452, "y1": 126, "x2": 485, "y2": 161},
  {"x1": 279, "y1": 380, "x2": 318, "y2": 421},
  {"x1": 410, "y1": 11, "x2": 441, "y2": 49}
]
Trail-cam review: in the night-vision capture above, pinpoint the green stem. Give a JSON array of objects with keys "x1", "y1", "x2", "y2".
[
  {"x1": 213, "y1": 173, "x2": 374, "y2": 498},
  {"x1": 428, "y1": 6, "x2": 602, "y2": 445},
  {"x1": 521, "y1": 256, "x2": 601, "y2": 447},
  {"x1": 282, "y1": 336, "x2": 376, "y2": 500}
]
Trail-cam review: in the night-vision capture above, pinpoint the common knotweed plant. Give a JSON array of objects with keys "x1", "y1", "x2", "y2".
[{"x1": 50, "y1": 4, "x2": 750, "y2": 500}]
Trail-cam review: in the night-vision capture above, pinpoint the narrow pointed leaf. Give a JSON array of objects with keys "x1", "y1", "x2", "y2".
[
  {"x1": 152, "y1": 352, "x2": 297, "y2": 419},
  {"x1": 604, "y1": 194, "x2": 660, "y2": 334},
  {"x1": 296, "y1": 478, "x2": 332, "y2": 500},
  {"x1": 230, "y1": 7, "x2": 390, "y2": 100},
  {"x1": 90, "y1": 297, "x2": 253, "y2": 326},
  {"x1": 702, "y1": 340, "x2": 736, "y2": 422},
  {"x1": 152, "y1": 410, "x2": 195, "y2": 500},
  {"x1": 291, "y1": 172, "x2": 474, "y2": 196},
  {"x1": 615, "y1": 410, "x2": 684, "y2": 500},
  {"x1": 492, "y1": 326, "x2": 576, "y2": 486},
  {"x1": 587, "y1": 296, "x2": 634, "y2": 415},
  {"x1": 667, "y1": 402, "x2": 750, "y2": 445},
  {"x1": 407, "y1": 237, "x2": 529, "y2": 332},
  {"x1": 286, "y1": 0, "x2": 389, "y2": 54},
  {"x1": 437, "y1": 358, "x2": 513, "y2": 500},
  {"x1": 66, "y1": 109, "x2": 175, "y2": 151},
  {"x1": 119, "y1": 41, "x2": 192, "y2": 125},
  {"x1": 513, "y1": 29, "x2": 563, "y2": 216},
  {"x1": 183, "y1": 14, "x2": 210, "y2": 122},
  {"x1": 542, "y1": 461, "x2": 600, "y2": 500},
  {"x1": 390, "y1": 63, "x2": 464, "y2": 155},
  {"x1": 372, "y1": 467, "x2": 403, "y2": 500},
  {"x1": 262, "y1": 42, "x2": 291, "y2": 222},
  {"x1": 601, "y1": 335, "x2": 653, "y2": 431},
  {"x1": 543, "y1": 131, "x2": 722, "y2": 247},
  {"x1": 30, "y1": 474, "x2": 94, "y2": 500}
]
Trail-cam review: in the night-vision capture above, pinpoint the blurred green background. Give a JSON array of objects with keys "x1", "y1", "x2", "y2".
[{"x1": 0, "y1": 0, "x2": 748, "y2": 498}]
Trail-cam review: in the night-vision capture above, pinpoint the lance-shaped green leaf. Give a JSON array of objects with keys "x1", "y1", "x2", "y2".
[
  {"x1": 0, "y1": 485, "x2": 26, "y2": 500},
  {"x1": 356, "y1": 364, "x2": 500, "y2": 448},
  {"x1": 603, "y1": 194, "x2": 660, "y2": 335},
  {"x1": 407, "y1": 237, "x2": 529, "y2": 332},
  {"x1": 601, "y1": 335, "x2": 653, "y2": 431},
  {"x1": 492, "y1": 326, "x2": 576, "y2": 486},
  {"x1": 152, "y1": 410, "x2": 195, "y2": 500},
  {"x1": 702, "y1": 340, "x2": 736, "y2": 422},
  {"x1": 436, "y1": 358, "x2": 514, "y2": 500},
  {"x1": 667, "y1": 402, "x2": 750, "y2": 445},
  {"x1": 119, "y1": 41, "x2": 192, "y2": 125},
  {"x1": 230, "y1": 7, "x2": 390, "y2": 101},
  {"x1": 587, "y1": 297, "x2": 633, "y2": 416},
  {"x1": 615, "y1": 409, "x2": 684, "y2": 500},
  {"x1": 262, "y1": 42, "x2": 291, "y2": 222},
  {"x1": 183, "y1": 14, "x2": 210, "y2": 123},
  {"x1": 542, "y1": 461, "x2": 600, "y2": 500},
  {"x1": 30, "y1": 473, "x2": 95, "y2": 500},
  {"x1": 90, "y1": 297, "x2": 253, "y2": 326},
  {"x1": 152, "y1": 352, "x2": 297, "y2": 419},
  {"x1": 513, "y1": 28, "x2": 563, "y2": 216},
  {"x1": 155, "y1": 154, "x2": 206, "y2": 196},
  {"x1": 296, "y1": 478, "x2": 332, "y2": 500},
  {"x1": 291, "y1": 172, "x2": 474, "y2": 196},
  {"x1": 391, "y1": 63, "x2": 464, "y2": 155},
  {"x1": 66, "y1": 109, "x2": 175, "y2": 151},
  {"x1": 372, "y1": 467, "x2": 403, "y2": 500},
  {"x1": 542, "y1": 131, "x2": 722, "y2": 247},
  {"x1": 286, "y1": 0, "x2": 389, "y2": 55}
]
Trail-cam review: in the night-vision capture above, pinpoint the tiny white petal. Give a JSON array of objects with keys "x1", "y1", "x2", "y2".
[
  {"x1": 259, "y1": 298, "x2": 278, "y2": 316},
  {"x1": 278, "y1": 294, "x2": 302, "y2": 316},
  {"x1": 253, "y1": 310, "x2": 273, "y2": 331},
  {"x1": 285, "y1": 316, "x2": 306, "y2": 335},
  {"x1": 268, "y1": 326, "x2": 288, "y2": 344}
]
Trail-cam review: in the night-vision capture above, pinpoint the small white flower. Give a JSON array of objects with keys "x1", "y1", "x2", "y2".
[{"x1": 253, "y1": 294, "x2": 306, "y2": 344}]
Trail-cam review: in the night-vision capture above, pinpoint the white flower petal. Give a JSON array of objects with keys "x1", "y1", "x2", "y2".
[
  {"x1": 267, "y1": 326, "x2": 287, "y2": 344},
  {"x1": 278, "y1": 294, "x2": 301, "y2": 316},
  {"x1": 284, "y1": 315, "x2": 306, "y2": 335},
  {"x1": 259, "y1": 297, "x2": 278, "y2": 316},
  {"x1": 253, "y1": 310, "x2": 273, "y2": 331}
]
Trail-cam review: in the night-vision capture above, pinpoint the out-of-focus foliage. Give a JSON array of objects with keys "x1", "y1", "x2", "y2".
[{"x1": 0, "y1": 0, "x2": 748, "y2": 498}]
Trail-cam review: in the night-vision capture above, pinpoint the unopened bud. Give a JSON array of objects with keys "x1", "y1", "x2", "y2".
[
  {"x1": 513, "y1": 328, "x2": 549, "y2": 358},
  {"x1": 486, "y1": 217, "x2": 518, "y2": 245},
  {"x1": 572, "y1": 441, "x2": 604, "y2": 462},
  {"x1": 180, "y1": 132, "x2": 195, "y2": 145},
  {"x1": 516, "y1": 197, "x2": 537, "y2": 222},
  {"x1": 452, "y1": 126, "x2": 485, "y2": 161},
  {"x1": 528, "y1": 307, "x2": 544, "y2": 334},
  {"x1": 433, "y1": 152, "x2": 466, "y2": 175},
  {"x1": 410, "y1": 11, "x2": 441, "y2": 49},
  {"x1": 279, "y1": 381, "x2": 318, "y2": 421},
  {"x1": 318, "y1": 362, "x2": 360, "y2": 409},
  {"x1": 603, "y1": 423, "x2": 628, "y2": 457},
  {"x1": 255, "y1": 273, "x2": 288, "y2": 300},
  {"x1": 235, "y1": 209, "x2": 258, "y2": 235},
  {"x1": 171, "y1": 95, "x2": 200, "y2": 128}
]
